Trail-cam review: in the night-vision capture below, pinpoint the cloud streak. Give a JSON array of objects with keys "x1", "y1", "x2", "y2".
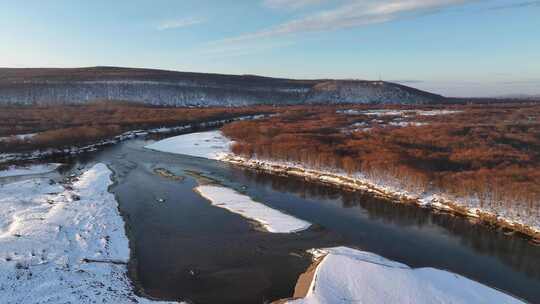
[
  {"x1": 391, "y1": 79, "x2": 426, "y2": 84},
  {"x1": 199, "y1": 40, "x2": 295, "y2": 58},
  {"x1": 156, "y1": 17, "x2": 205, "y2": 30},
  {"x1": 263, "y1": 0, "x2": 327, "y2": 10},
  {"x1": 486, "y1": 0, "x2": 540, "y2": 11},
  {"x1": 224, "y1": 0, "x2": 473, "y2": 43}
]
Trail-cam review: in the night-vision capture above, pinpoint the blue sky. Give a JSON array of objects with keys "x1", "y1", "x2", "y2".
[{"x1": 0, "y1": 0, "x2": 538, "y2": 97}]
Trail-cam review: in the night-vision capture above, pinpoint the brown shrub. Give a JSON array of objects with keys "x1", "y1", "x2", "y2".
[
  {"x1": 0, "y1": 101, "x2": 276, "y2": 152},
  {"x1": 222, "y1": 103, "x2": 540, "y2": 214}
]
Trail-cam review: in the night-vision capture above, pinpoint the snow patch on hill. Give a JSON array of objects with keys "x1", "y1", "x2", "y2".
[{"x1": 337, "y1": 109, "x2": 461, "y2": 116}]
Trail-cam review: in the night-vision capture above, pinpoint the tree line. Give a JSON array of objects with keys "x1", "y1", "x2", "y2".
[{"x1": 222, "y1": 104, "x2": 540, "y2": 216}]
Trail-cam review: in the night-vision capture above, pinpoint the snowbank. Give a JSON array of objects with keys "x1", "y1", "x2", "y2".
[
  {"x1": 195, "y1": 185, "x2": 311, "y2": 233},
  {"x1": 285, "y1": 247, "x2": 525, "y2": 304},
  {"x1": 0, "y1": 163, "x2": 179, "y2": 304},
  {"x1": 145, "y1": 130, "x2": 232, "y2": 160},
  {"x1": 0, "y1": 163, "x2": 62, "y2": 178},
  {"x1": 222, "y1": 155, "x2": 540, "y2": 239}
]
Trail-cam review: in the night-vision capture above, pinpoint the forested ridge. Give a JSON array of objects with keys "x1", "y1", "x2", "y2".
[{"x1": 0, "y1": 67, "x2": 444, "y2": 106}]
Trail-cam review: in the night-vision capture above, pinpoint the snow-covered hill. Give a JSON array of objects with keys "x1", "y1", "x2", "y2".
[{"x1": 0, "y1": 67, "x2": 445, "y2": 106}]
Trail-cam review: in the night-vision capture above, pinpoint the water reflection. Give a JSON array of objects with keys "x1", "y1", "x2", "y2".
[{"x1": 240, "y1": 169, "x2": 540, "y2": 283}]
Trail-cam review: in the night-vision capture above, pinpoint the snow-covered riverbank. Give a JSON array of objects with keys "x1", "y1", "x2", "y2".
[
  {"x1": 146, "y1": 131, "x2": 233, "y2": 160},
  {"x1": 0, "y1": 164, "x2": 179, "y2": 304},
  {"x1": 279, "y1": 247, "x2": 525, "y2": 304},
  {"x1": 195, "y1": 184, "x2": 311, "y2": 233},
  {"x1": 0, "y1": 114, "x2": 267, "y2": 164},
  {"x1": 145, "y1": 129, "x2": 540, "y2": 240},
  {"x1": 0, "y1": 163, "x2": 62, "y2": 178},
  {"x1": 222, "y1": 155, "x2": 540, "y2": 241}
]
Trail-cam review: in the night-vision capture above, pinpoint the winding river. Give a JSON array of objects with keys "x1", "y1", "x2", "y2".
[{"x1": 57, "y1": 134, "x2": 540, "y2": 304}]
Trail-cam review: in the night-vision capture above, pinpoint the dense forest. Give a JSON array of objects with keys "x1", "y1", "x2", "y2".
[
  {"x1": 222, "y1": 104, "x2": 540, "y2": 216},
  {"x1": 0, "y1": 101, "x2": 274, "y2": 153}
]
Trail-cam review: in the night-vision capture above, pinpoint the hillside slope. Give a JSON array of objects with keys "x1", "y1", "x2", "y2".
[{"x1": 0, "y1": 67, "x2": 445, "y2": 106}]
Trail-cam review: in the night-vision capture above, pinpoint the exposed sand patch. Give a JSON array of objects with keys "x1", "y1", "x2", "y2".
[{"x1": 153, "y1": 168, "x2": 185, "y2": 181}]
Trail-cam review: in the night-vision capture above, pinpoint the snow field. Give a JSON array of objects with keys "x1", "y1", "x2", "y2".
[
  {"x1": 286, "y1": 247, "x2": 525, "y2": 304},
  {"x1": 0, "y1": 164, "x2": 180, "y2": 304}
]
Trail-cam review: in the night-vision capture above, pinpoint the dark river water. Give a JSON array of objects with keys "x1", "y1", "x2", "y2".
[{"x1": 57, "y1": 136, "x2": 540, "y2": 304}]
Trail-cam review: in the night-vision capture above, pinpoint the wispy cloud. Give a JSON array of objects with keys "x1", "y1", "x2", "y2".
[
  {"x1": 224, "y1": 0, "x2": 473, "y2": 43},
  {"x1": 204, "y1": 0, "x2": 529, "y2": 58},
  {"x1": 263, "y1": 0, "x2": 327, "y2": 10},
  {"x1": 200, "y1": 40, "x2": 295, "y2": 58},
  {"x1": 498, "y1": 79, "x2": 540, "y2": 85},
  {"x1": 156, "y1": 17, "x2": 205, "y2": 31},
  {"x1": 486, "y1": 0, "x2": 540, "y2": 11}
]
